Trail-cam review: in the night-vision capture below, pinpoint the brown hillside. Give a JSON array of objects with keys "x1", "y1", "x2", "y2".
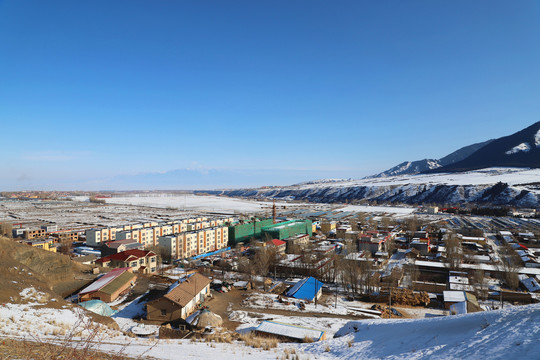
[
  {"x1": 0, "y1": 236, "x2": 95, "y2": 300},
  {"x1": 0, "y1": 236, "x2": 119, "y2": 329}
]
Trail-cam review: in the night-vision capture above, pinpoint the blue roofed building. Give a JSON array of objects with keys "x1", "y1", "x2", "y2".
[{"x1": 285, "y1": 276, "x2": 324, "y2": 302}]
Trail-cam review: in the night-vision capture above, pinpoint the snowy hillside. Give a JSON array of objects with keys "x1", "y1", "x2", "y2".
[
  {"x1": 217, "y1": 168, "x2": 540, "y2": 207},
  {"x1": 369, "y1": 159, "x2": 442, "y2": 178},
  {"x1": 368, "y1": 139, "x2": 493, "y2": 178},
  {"x1": 432, "y1": 121, "x2": 540, "y2": 173},
  {"x1": 300, "y1": 303, "x2": 539, "y2": 359}
]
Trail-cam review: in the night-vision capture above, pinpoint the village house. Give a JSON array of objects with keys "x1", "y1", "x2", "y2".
[
  {"x1": 266, "y1": 239, "x2": 287, "y2": 254},
  {"x1": 146, "y1": 272, "x2": 212, "y2": 322},
  {"x1": 25, "y1": 238, "x2": 57, "y2": 252},
  {"x1": 100, "y1": 239, "x2": 144, "y2": 257},
  {"x1": 284, "y1": 234, "x2": 310, "y2": 254},
  {"x1": 78, "y1": 268, "x2": 136, "y2": 303},
  {"x1": 95, "y1": 249, "x2": 157, "y2": 274}
]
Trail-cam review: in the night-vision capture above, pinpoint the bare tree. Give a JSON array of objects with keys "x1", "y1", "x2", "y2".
[
  {"x1": 472, "y1": 269, "x2": 488, "y2": 300},
  {"x1": 499, "y1": 245, "x2": 521, "y2": 290},
  {"x1": 0, "y1": 222, "x2": 13, "y2": 238},
  {"x1": 445, "y1": 233, "x2": 463, "y2": 271}
]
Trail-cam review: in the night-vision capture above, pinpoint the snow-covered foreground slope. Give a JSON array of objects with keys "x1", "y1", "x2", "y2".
[
  {"x1": 1, "y1": 289, "x2": 538, "y2": 359},
  {"x1": 219, "y1": 168, "x2": 540, "y2": 207},
  {"x1": 301, "y1": 304, "x2": 539, "y2": 359}
]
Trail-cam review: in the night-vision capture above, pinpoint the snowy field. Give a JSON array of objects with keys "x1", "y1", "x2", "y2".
[{"x1": 105, "y1": 194, "x2": 317, "y2": 214}]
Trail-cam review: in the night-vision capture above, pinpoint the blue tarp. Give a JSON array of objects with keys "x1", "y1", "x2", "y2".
[
  {"x1": 286, "y1": 277, "x2": 324, "y2": 302},
  {"x1": 182, "y1": 247, "x2": 231, "y2": 261},
  {"x1": 79, "y1": 300, "x2": 117, "y2": 316}
]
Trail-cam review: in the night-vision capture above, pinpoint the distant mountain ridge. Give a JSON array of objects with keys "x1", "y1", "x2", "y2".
[
  {"x1": 210, "y1": 122, "x2": 540, "y2": 207},
  {"x1": 428, "y1": 121, "x2": 540, "y2": 173},
  {"x1": 367, "y1": 139, "x2": 493, "y2": 178}
]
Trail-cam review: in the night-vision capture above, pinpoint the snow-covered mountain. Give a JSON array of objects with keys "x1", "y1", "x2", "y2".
[
  {"x1": 368, "y1": 139, "x2": 493, "y2": 178},
  {"x1": 369, "y1": 159, "x2": 443, "y2": 178},
  {"x1": 211, "y1": 123, "x2": 540, "y2": 207},
  {"x1": 430, "y1": 121, "x2": 540, "y2": 173},
  {"x1": 213, "y1": 168, "x2": 540, "y2": 207}
]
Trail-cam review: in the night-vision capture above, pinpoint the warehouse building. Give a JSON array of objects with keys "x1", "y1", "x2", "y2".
[{"x1": 261, "y1": 220, "x2": 313, "y2": 240}]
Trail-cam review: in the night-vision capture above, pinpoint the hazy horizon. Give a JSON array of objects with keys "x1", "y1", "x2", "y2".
[{"x1": 1, "y1": 1, "x2": 539, "y2": 191}]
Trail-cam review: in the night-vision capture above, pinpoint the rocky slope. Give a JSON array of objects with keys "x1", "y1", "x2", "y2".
[{"x1": 212, "y1": 168, "x2": 540, "y2": 207}]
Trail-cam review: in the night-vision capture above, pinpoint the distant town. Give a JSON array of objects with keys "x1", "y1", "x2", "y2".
[{"x1": 1, "y1": 191, "x2": 538, "y2": 355}]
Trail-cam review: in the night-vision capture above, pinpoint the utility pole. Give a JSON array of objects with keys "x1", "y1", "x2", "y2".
[{"x1": 335, "y1": 282, "x2": 338, "y2": 309}]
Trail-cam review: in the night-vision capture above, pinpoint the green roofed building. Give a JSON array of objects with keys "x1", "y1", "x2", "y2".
[
  {"x1": 228, "y1": 219, "x2": 274, "y2": 245},
  {"x1": 261, "y1": 220, "x2": 313, "y2": 240}
]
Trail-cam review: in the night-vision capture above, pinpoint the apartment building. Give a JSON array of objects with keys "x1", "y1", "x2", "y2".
[
  {"x1": 86, "y1": 217, "x2": 233, "y2": 251},
  {"x1": 24, "y1": 228, "x2": 47, "y2": 240},
  {"x1": 159, "y1": 227, "x2": 229, "y2": 260}
]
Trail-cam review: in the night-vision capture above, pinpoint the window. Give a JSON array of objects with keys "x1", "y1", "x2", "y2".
[
  {"x1": 151, "y1": 257, "x2": 156, "y2": 263},
  {"x1": 161, "y1": 309, "x2": 166, "y2": 316},
  {"x1": 151, "y1": 267, "x2": 156, "y2": 273},
  {"x1": 139, "y1": 259, "x2": 144, "y2": 265},
  {"x1": 131, "y1": 261, "x2": 137, "y2": 267}
]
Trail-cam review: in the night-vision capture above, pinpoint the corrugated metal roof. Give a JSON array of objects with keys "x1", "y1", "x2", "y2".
[
  {"x1": 286, "y1": 277, "x2": 323, "y2": 301},
  {"x1": 99, "y1": 271, "x2": 136, "y2": 295},
  {"x1": 79, "y1": 268, "x2": 131, "y2": 295},
  {"x1": 256, "y1": 321, "x2": 325, "y2": 341},
  {"x1": 443, "y1": 291, "x2": 466, "y2": 303}
]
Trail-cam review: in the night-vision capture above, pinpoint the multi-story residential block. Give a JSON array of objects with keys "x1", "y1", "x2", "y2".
[
  {"x1": 86, "y1": 228, "x2": 110, "y2": 247},
  {"x1": 138, "y1": 228, "x2": 154, "y2": 247},
  {"x1": 24, "y1": 228, "x2": 47, "y2": 240},
  {"x1": 85, "y1": 217, "x2": 233, "y2": 251},
  {"x1": 51, "y1": 230, "x2": 79, "y2": 243},
  {"x1": 41, "y1": 224, "x2": 58, "y2": 232},
  {"x1": 161, "y1": 225, "x2": 173, "y2": 237},
  {"x1": 158, "y1": 235, "x2": 181, "y2": 261}
]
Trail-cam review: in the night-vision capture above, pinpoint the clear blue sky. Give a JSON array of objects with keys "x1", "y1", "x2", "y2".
[{"x1": 1, "y1": 0, "x2": 539, "y2": 190}]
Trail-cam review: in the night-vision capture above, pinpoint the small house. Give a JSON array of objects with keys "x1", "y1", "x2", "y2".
[
  {"x1": 266, "y1": 239, "x2": 287, "y2": 254},
  {"x1": 79, "y1": 268, "x2": 136, "y2": 303},
  {"x1": 96, "y1": 249, "x2": 157, "y2": 274},
  {"x1": 146, "y1": 272, "x2": 212, "y2": 322}
]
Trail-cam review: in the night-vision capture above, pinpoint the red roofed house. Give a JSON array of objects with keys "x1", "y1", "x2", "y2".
[
  {"x1": 266, "y1": 239, "x2": 287, "y2": 254},
  {"x1": 96, "y1": 249, "x2": 157, "y2": 274},
  {"x1": 79, "y1": 267, "x2": 136, "y2": 303}
]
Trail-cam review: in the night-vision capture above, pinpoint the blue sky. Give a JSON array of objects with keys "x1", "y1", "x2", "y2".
[{"x1": 1, "y1": 1, "x2": 539, "y2": 190}]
